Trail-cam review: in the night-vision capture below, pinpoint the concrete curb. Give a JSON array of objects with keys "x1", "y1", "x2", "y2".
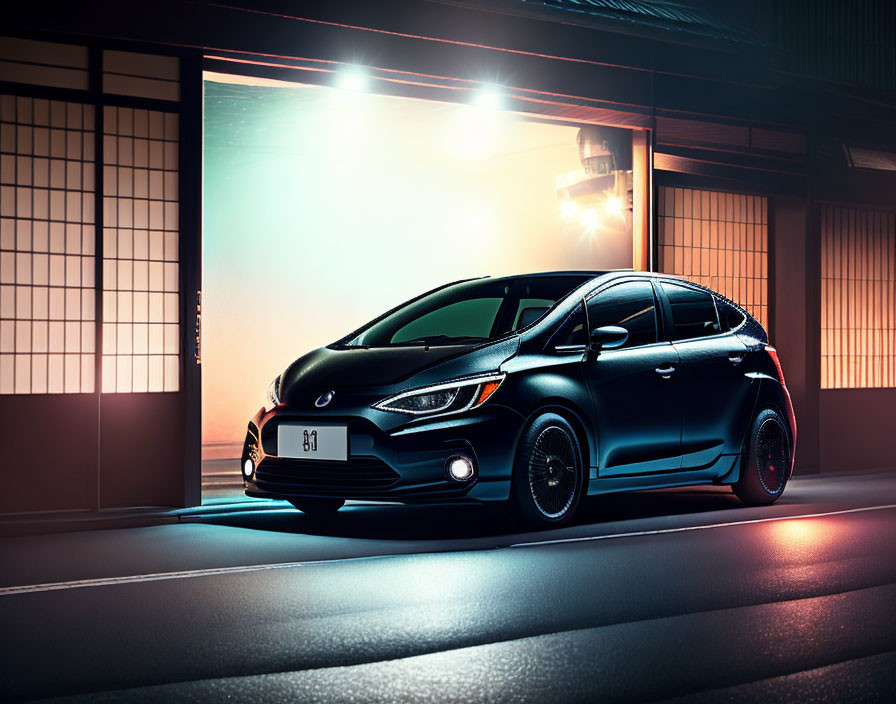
[{"x1": 0, "y1": 498, "x2": 288, "y2": 537}]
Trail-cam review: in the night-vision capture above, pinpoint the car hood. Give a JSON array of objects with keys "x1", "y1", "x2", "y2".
[{"x1": 279, "y1": 338, "x2": 520, "y2": 408}]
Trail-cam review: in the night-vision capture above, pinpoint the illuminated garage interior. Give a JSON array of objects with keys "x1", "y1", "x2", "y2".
[{"x1": 201, "y1": 72, "x2": 643, "y2": 468}]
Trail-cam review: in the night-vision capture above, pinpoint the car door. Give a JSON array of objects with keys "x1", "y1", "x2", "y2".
[
  {"x1": 582, "y1": 280, "x2": 682, "y2": 476},
  {"x1": 657, "y1": 281, "x2": 753, "y2": 470}
]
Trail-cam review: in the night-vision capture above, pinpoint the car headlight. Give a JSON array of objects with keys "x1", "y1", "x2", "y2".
[
  {"x1": 374, "y1": 374, "x2": 505, "y2": 416},
  {"x1": 264, "y1": 375, "x2": 282, "y2": 412}
]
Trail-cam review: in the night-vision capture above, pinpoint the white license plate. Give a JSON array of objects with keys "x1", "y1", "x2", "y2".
[{"x1": 277, "y1": 424, "x2": 348, "y2": 461}]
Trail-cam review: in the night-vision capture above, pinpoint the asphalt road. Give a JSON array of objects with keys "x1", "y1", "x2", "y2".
[{"x1": 2, "y1": 471, "x2": 896, "y2": 702}]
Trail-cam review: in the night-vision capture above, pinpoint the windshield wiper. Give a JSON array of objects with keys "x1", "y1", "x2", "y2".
[{"x1": 393, "y1": 335, "x2": 489, "y2": 347}]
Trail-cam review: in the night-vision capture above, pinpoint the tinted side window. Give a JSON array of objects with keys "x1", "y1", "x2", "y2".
[
  {"x1": 716, "y1": 298, "x2": 746, "y2": 332},
  {"x1": 586, "y1": 281, "x2": 657, "y2": 348},
  {"x1": 661, "y1": 283, "x2": 720, "y2": 340}
]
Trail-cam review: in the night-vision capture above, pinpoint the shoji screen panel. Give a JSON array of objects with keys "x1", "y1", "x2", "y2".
[
  {"x1": 658, "y1": 186, "x2": 768, "y2": 330},
  {"x1": 821, "y1": 206, "x2": 896, "y2": 389},
  {"x1": 0, "y1": 94, "x2": 96, "y2": 394},
  {"x1": 0, "y1": 39, "x2": 190, "y2": 513},
  {"x1": 101, "y1": 106, "x2": 180, "y2": 393}
]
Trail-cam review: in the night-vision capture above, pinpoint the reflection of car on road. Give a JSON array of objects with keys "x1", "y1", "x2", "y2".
[{"x1": 242, "y1": 271, "x2": 796, "y2": 527}]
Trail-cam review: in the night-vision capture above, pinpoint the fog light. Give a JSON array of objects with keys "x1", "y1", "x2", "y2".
[
  {"x1": 242, "y1": 459, "x2": 254, "y2": 478},
  {"x1": 446, "y1": 454, "x2": 475, "y2": 482}
]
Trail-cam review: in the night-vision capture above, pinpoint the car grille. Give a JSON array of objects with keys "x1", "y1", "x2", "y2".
[{"x1": 254, "y1": 457, "x2": 400, "y2": 496}]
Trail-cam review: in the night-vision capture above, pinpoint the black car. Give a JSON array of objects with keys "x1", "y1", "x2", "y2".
[{"x1": 242, "y1": 271, "x2": 796, "y2": 526}]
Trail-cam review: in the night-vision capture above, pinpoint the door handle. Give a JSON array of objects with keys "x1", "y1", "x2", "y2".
[
  {"x1": 655, "y1": 363, "x2": 675, "y2": 378},
  {"x1": 728, "y1": 352, "x2": 745, "y2": 365}
]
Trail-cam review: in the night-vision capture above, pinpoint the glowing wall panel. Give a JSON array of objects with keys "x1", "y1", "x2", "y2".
[
  {"x1": 0, "y1": 95, "x2": 95, "y2": 394},
  {"x1": 101, "y1": 106, "x2": 180, "y2": 393},
  {"x1": 821, "y1": 205, "x2": 896, "y2": 389}
]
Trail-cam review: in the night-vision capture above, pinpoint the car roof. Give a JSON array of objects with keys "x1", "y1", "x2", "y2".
[
  {"x1": 484, "y1": 270, "x2": 618, "y2": 282},
  {"x1": 482, "y1": 270, "x2": 690, "y2": 284},
  {"x1": 460, "y1": 270, "x2": 748, "y2": 315}
]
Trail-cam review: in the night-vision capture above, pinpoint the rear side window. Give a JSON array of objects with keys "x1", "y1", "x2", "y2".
[
  {"x1": 716, "y1": 298, "x2": 746, "y2": 332},
  {"x1": 586, "y1": 281, "x2": 658, "y2": 348},
  {"x1": 660, "y1": 282, "x2": 720, "y2": 340}
]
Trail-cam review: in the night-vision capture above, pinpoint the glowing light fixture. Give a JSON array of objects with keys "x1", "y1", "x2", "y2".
[
  {"x1": 560, "y1": 201, "x2": 579, "y2": 218},
  {"x1": 603, "y1": 196, "x2": 624, "y2": 217},
  {"x1": 446, "y1": 454, "x2": 475, "y2": 482},
  {"x1": 472, "y1": 85, "x2": 503, "y2": 110},
  {"x1": 336, "y1": 67, "x2": 369, "y2": 92},
  {"x1": 581, "y1": 208, "x2": 600, "y2": 228},
  {"x1": 242, "y1": 459, "x2": 254, "y2": 478}
]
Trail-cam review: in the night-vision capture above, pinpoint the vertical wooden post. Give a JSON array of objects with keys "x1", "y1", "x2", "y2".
[
  {"x1": 181, "y1": 53, "x2": 203, "y2": 507},
  {"x1": 632, "y1": 130, "x2": 650, "y2": 271},
  {"x1": 90, "y1": 45, "x2": 103, "y2": 511}
]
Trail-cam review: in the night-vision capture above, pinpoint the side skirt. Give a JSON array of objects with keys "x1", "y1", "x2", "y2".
[{"x1": 586, "y1": 454, "x2": 740, "y2": 496}]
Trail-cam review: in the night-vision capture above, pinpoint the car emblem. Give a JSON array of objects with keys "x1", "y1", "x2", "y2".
[{"x1": 315, "y1": 390, "x2": 335, "y2": 408}]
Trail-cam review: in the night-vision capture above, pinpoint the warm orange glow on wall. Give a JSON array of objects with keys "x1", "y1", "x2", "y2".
[
  {"x1": 0, "y1": 94, "x2": 96, "y2": 394},
  {"x1": 821, "y1": 205, "x2": 896, "y2": 389},
  {"x1": 101, "y1": 106, "x2": 180, "y2": 393},
  {"x1": 658, "y1": 186, "x2": 768, "y2": 330}
]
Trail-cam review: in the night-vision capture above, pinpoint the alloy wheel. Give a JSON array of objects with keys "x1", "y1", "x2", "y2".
[
  {"x1": 528, "y1": 425, "x2": 579, "y2": 518},
  {"x1": 755, "y1": 417, "x2": 788, "y2": 495}
]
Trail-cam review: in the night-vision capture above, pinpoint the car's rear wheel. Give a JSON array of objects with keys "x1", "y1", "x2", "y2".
[
  {"x1": 510, "y1": 413, "x2": 584, "y2": 527},
  {"x1": 733, "y1": 408, "x2": 791, "y2": 505},
  {"x1": 288, "y1": 498, "x2": 345, "y2": 515}
]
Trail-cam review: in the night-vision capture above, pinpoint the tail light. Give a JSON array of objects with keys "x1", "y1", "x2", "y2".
[{"x1": 765, "y1": 346, "x2": 787, "y2": 388}]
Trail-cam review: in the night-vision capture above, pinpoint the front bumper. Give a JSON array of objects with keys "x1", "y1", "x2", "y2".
[{"x1": 242, "y1": 404, "x2": 524, "y2": 503}]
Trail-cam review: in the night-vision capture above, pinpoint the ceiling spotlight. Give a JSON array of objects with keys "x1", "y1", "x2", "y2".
[
  {"x1": 472, "y1": 85, "x2": 503, "y2": 110},
  {"x1": 337, "y1": 67, "x2": 368, "y2": 92},
  {"x1": 560, "y1": 201, "x2": 579, "y2": 218}
]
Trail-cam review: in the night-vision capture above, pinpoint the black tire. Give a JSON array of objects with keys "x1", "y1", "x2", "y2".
[
  {"x1": 510, "y1": 413, "x2": 585, "y2": 527},
  {"x1": 288, "y1": 498, "x2": 345, "y2": 515},
  {"x1": 733, "y1": 408, "x2": 791, "y2": 506}
]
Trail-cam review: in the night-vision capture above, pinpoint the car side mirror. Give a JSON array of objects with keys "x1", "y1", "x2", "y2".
[{"x1": 590, "y1": 325, "x2": 628, "y2": 350}]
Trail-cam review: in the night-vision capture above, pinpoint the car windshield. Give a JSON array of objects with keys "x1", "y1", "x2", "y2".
[{"x1": 341, "y1": 275, "x2": 593, "y2": 348}]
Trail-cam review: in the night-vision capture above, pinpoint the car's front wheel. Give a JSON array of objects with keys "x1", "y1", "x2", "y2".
[
  {"x1": 510, "y1": 413, "x2": 585, "y2": 527},
  {"x1": 288, "y1": 498, "x2": 345, "y2": 515},
  {"x1": 733, "y1": 408, "x2": 791, "y2": 505}
]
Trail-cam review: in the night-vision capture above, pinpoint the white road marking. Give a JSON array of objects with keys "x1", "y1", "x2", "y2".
[
  {"x1": 509, "y1": 503, "x2": 896, "y2": 548},
  {"x1": 0, "y1": 557, "x2": 360, "y2": 597},
  {"x1": 2, "y1": 503, "x2": 895, "y2": 597}
]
